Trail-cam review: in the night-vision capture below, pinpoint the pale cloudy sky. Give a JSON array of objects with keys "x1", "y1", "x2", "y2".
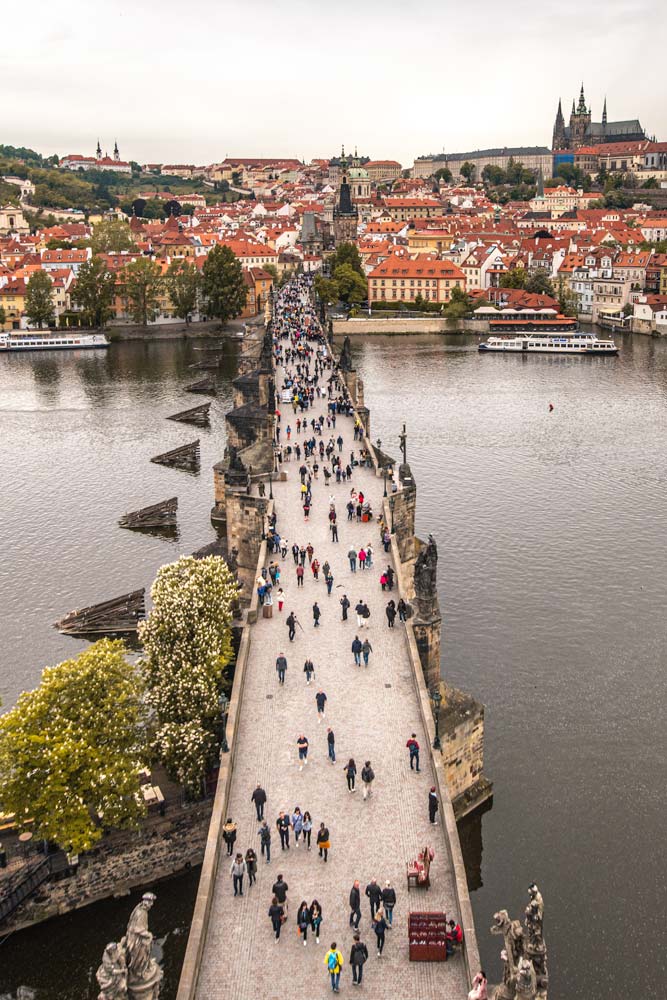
[{"x1": 4, "y1": 0, "x2": 665, "y2": 167}]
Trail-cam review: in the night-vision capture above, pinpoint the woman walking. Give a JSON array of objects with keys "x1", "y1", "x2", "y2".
[
  {"x1": 310, "y1": 899, "x2": 323, "y2": 944},
  {"x1": 344, "y1": 758, "x2": 357, "y2": 792},
  {"x1": 297, "y1": 900, "x2": 312, "y2": 945},
  {"x1": 230, "y1": 853, "x2": 246, "y2": 897},
  {"x1": 373, "y1": 907, "x2": 388, "y2": 956},
  {"x1": 304, "y1": 658, "x2": 315, "y2": 685},
  {"x1": 358, "y1": 547, "x2": 367, "y2": 570},
  {"x1": 317, "y1": 822, "x2": 331, "y2": 862},
  {"x1": 386, "y1": 600, "x2": 396, "y2": 628},
  {"x1": 222, "y1": 818, "x2": 237, "y2": 856},
  {"x1": 302, "y1": 810, "x2": 313, "y2": 850},
  {"x1": 397, "y1": 598, "x2": 407, "y2": 623},
  {"x1": 277, "y1": 587, "x2": 286, "y2": 612},
  {"x1": 292, "y1": 806, "x2": 304, "y2": 846},
  {"x1": 245, "y1": 847, "x2": 258, "y2": 887},
  {"x1": 269, "y1": 895, "x2": 285, "y2": 941}
]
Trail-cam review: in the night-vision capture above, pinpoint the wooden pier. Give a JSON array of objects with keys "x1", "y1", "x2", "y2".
[
  {"x1": 54, "y1": 588, "x2": 146, "y2": 636},
  {"x1": 184, "y1": 377, "x2": 216, "y2": 395},
  {"x1": 166, "y1": 403, "x2": 211, "y2": 427},
  {"x1": 118, "y1": 497, "x2": 178, "y2": 530},
  {"x1": 150, "y1": 440, "x2": 200, "y2": 473}
]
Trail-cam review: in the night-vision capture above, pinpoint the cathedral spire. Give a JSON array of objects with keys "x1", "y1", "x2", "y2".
[
  {"x1": 602, "y1": 97, "x2": 607, "y2": 125},
  {"x1": 96, "y1": 138, "x2": 102, "y2": 159},
  {"x1": 577, "y1": 83, "x2": 587, "y2": 114},
  {"x1": 113, "y1": 139, "x2": 119, "y2": 161}
]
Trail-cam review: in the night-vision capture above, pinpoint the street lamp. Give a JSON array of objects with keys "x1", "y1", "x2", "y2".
[
  {"x1": 389, "y1": 494, "x2": 395, "y2": 534},
  {"x1": 269, "y1": 471, "x2": 273, "y2": 500},
  {"x1": 219, "y1": 692, "x2": 230, "y2": 754},
  {"x1": 430, "y1": 686, "x2": 442, "y2": 751},
  {"x1": 383, "y1": 467, "x2": 388, "y2": 498}
]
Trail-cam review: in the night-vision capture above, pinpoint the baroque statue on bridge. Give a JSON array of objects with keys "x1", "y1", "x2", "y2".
[
  {"x1": 97, "y1": 893, "x2": 162, "y2": 1000},
  {"x1": 339, "y1": 335, "x2": 352, "y2": 372},
  {"x1": 96, "y1": 942, "x2": 128, "y2": 1000},
  {"x1": 413, "y1": 534, "x2": 438, "y2": 617},
  {"x1": 489, "y1": 885, "x2": 548, "y2": 1000}
]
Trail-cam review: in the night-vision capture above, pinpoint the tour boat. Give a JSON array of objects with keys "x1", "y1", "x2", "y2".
[
  {"x1": 478, "y1": 332, "x2": 618, "y2": 356},
  {"x1": 0, "y1": 331, "x2": 109, "y2": 352}
]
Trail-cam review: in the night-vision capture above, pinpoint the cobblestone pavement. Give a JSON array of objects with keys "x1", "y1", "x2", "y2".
[{"x1": 196, "y1": 348, "x2": 468, "y2": 1000}]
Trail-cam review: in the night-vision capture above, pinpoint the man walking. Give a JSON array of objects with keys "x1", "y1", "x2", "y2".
[
  {"x1": 258, "y1": 820, "x2": 271, "y2": 864},
  {"x1": 327, "y1": 727, "x2": 336, "y2": 763},
  {"x1": 230, "y1": 853, "x2": 246, "y2": 897},
  {"x1": 348, "y1": 547, "x2": 357, "y2": 572},
  {"x1": 350, "y1": 934, "x2": 368, "y2": 986},
  {"x1": 340, "y1": 594, "x2": 350, "y2": 621},
  {"x1": 313, "y1": 601, "x2": 321, "y2": 627},
  {"x1": 351, "y1": 635, "x2": 362, "y2": 667},
  {"x1": 325, "y1": 943, "x2": 344, "y2": 994},
  {"x1": 361, "y1": 761, "x2": 375, "y2": 800},
  {"x1": 296, "y1": 564, "x2": 304, "y2": 587},
  {"x1": 251, "y1": 783, "x2": 267, "y2": 820},
  {"x1": 355, "y1": 600, "x2": 365, "y2": 628},
  {"x1": 297, "y1": 734, "x2": 309, "y2": 770},
  {"x1": 276, "y1": 652, "x2": 287, "y2": 685},
  {"x1": 406, "y1": 733, "x2": 421, "y2": 772},
  {"x1": 276, "y1": 811, "x2": 291, "y2": 850},
  {"x1": 316, "y1": 689, "x2": 327, "y2": 722},
  {"x1": 272, "y1": 873, "x2": 289, "y2": 912},
  {"x1": 382, "y1": 881, "x2": 397, "y2": 927},
  {"x1": 365, "y1": 878, "x2": 382, "y2": 920},
  {"x1": 349, "y1": 880, "x2": 361, "y2": 929},
  {"x1": 361, "y1": 638, "x2": 373, "y2": 666},
  {"x1": 429, "y1": 786, "x2": 439, "y2": 824},
  {"x1": 287, "y1": 612, "x2": 297, "y2": 641}
]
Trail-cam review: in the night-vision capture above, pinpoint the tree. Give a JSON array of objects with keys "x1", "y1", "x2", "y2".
[
  {"x1": 332, "y1": 263, "x2": 367, "y2": 304},
  {"x1": 132, "y1": 197, "x2": 147, "y2": 218},
  {"x1": 123, "y1": 257, "x2": 163, "y2": 326},
  {"x1": 329, "y1": 242, "x2": 364, "y2": 277},
  {"x1": 500, "y1": 267, "x2": 528, "y2": 289},
  {"x1": 525, "y1": 270, "x2": 555, "y2": 296},
  {"x1": 556, "y1": 276, "x2": 579, "y2": 317},
  {"x1": 314, "y1": 274, "x2": 340, "y2": 305},
  {"x1": 434, "y1": 167, "x2": 453, "y2": 183},
  {"x1": 166, "y1": 259, "x2": 201, "y2": 323},
  {"x1": 460, "y1": 161, "x2": 476, "y2": 183},
  {"x1": 26, "y1": 270, "x2": 54, "y2": 328},
  {"x1": 641, "y1": 177, "x2": 659, "y2": 189},
  {"x1": 72, "y1": 256, "x2": 117, "y2": 327},
  {"x1": 201, "y1": 244, "x2": 247, "y2": 326},
  {"x1": 0, "y1": 640, "x2": 147, "y2": 853},
  {"x1": 91, "y1": 219, "x2": 135, "y2": 254},
  {"x1": 445, "y1": 284, "x2": 473, "y2": 322},
  {"x1": 0, "y1": 305, "x2": 6, "y2": 328},
  {"x1": 262, "y1": 263, "x2": 279, "y2": 283},
  {"x1": 163, "y1": 199, "x2": 181, "y2": 218},
  {"x1": 139, "y1": 556, "x2": 238, "y2": 794}
]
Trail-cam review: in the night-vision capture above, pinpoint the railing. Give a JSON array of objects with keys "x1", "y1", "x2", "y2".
[{"x1": 0, "y1": 856, "x2": 52, "y2": 925}]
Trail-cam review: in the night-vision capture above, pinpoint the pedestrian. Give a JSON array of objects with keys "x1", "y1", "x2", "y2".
[
  {"x1": 316, "y1": 689, "x2": 327, "y2": 722},
  {"x1": 362, "y1": 602, "x2": 371, "y2": 625},
  {"x1": 331, "y1": 522, "x2": 339, "y2": 542},
  {"x1": 296, "y1": 564, "x2": 304, "y2": 587},
  {"x1": 304, "y1": 657, "x2": 315, "y2": 684},
  {"x1": 406, "y1": 734, "x2": 421, "y2": 772},
  {"x1": 381, "y1": 881, "x2": 396, "y2": 926},
  {"x1": 383, "y1": 528, "x2": 391, "y2": 553},
  {"x1": 312, "y1": 558, "x2": 320, "y2": 580},
  {"x1": 276, "y1": 811, "x2": 291, "y2": 850},
  {"x1": 350, "y1": 933, "x2": 368, "y2": 986},
  {"x1": 258, "y1": 820, "x2": 271, "y2": 864},
  {"x1": 398, "y1": 598, "x2": 408, "y2": 623},
  {"x1": 269, "y1": 895, "x2": 285, "y2": 941},
  {"x1": 373, "y1": 907, "x2": 388, "y2": 956},
  {"x1": 349, "y1": 880, "x2": 361, "y2": 929},
  {"x1": 351, "y1": 635, "x2": 362, "y2": 666},
  {"x1": 222, "y1": 818, "x2": 237, "y2": 856},
  {"x1": 340, "y1": 594, "x2": 350, "y2": 621},
  {"x1": 310, "y1": 899, "x2": 323, "y2": 944},
  {"x1": 317, "y1": 822, "x2": 330, "y2": 862},
  {"x1": 287, "y1": 612, "x2": 297, "y2": 641},
  {"x1": 348, "y1": 546, "x2": 357, "y2": 572},
  {"x1": 230, "y1": 852, "x2": 245, "y2": 897},
  {"x1": 380, "y1": 571, "x2": 388, "y2": 591},
  {"x1": 361, "y1": 761, "x2": 375, "y2": 800},
  {"x1": 302, "y1": 810, "x2": 313, "y2": 850},
  {"x1": 306, "y1": 542, "x2": 314, "y2": 563},
  {"x1": 292, "y1": 542, "x2": 300, "y2": 564},
  {"x1": 366, "y1": 543, "x2": 373, "y2": 568},
  {"x1": 325, "y1": 942, "x2": 344, "y2": 993},
  {"x1": 361, "y1": 638, "x2": 372, "y2": 666},
  {"x1": 313, "y1": 602, "x2": 321, "y2": 627},
  {"x1": 322, "y1": 559, "x2": 330, "y2": 578},
  {"x1": 327, "y1": 726, "x2": 336, "y2": 763},
  {"x1": 276, "y1": 652, "x2": 287, "y2": 684},
  {"x1": 272, "y1": 873, "x2": 289, "y2": 912},
  {"x1": 297, "y1": 733, "x2": 309, "y2": 769},
  {"x1": 358, "y1": 547, "x2": 367, "y2": 570},
  {"x1": 245, "y1": 848, "x2": 258, "y2": 887},
  {"x1": 326, "y1": 572, "x2": 334, "y2": 595},
  {"x1": 300, "y1": 545, "x2": 307, "y2": 565},
  {"x1": 297, "y1": 900, "x2": 311, "y2": 945},
  {"x1": 429, "y1": 786, "x2": 439, "y2": 824},
  {"x1": 385, "y1": 566, "x2": 394, "y2": 590},
  {"x1": 291, "y1": 806, "x2": 304, "y2": 846},
  {"x1": 365, "y1": 878, "x2": 382, "y2": 920},
  {"x1": 281, "y1": 538, "x2": 288, "y2": 559},
  {"x1": 468, "y1": 971, "x2": 488, "y2": 1000},
  {"x1": 277, "y1": 587, "x2": 285, "y2": 611},
  {"x1": 251, "y1": 783, "x2": 267, "y2": 820},
  {"x1": 355, "y1": 601, "x2": 365, "y2": 628},
  {"x1": 344, "y1": 757, "x2": 357, "y2": 792},
  {"x1": 386, "y1": 600, "x2": 396, "y2": 628}
]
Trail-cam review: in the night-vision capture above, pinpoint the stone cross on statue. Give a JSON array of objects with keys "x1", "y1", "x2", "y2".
[{"x1": 399, "y1": 423, "x2": 407, "y2": 466}]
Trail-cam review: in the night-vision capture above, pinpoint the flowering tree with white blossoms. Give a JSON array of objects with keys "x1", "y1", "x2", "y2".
[
  {"x1": 0, "y1": 639, "x2": 147, "y2": 853},
  {"x1": 139, "y1": 555, "x2": 239, "y2": 795}
]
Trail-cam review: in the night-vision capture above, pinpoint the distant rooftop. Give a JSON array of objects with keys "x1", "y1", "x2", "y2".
[{"x1": 417, "y1": 147, "x2": 552, "y2": 162}]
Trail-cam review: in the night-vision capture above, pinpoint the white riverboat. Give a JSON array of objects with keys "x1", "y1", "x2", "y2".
[
  {"x1": 0, "y1": 331, "x2": 109, "y2": 352},
  {"x1": 478, "y1": 332, "x2": 618, "y2": 356}
]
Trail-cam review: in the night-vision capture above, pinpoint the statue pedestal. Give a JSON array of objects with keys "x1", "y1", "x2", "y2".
[
  {"x1": 127, "y1": 965, "x2": 162, "y2": 1000},
  {"x1": 412, "y1": 614, "x2": 442, "y2": 691}
]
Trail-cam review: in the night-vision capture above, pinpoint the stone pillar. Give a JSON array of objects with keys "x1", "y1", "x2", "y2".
[
  {"x1": 356, "y1": 405, "x2": 370, "y2": 439},
  {"x1": 225, "y1": 490, "x2": 268, "y2": 601},
  {"x1": 412, "y1": 614, "x2": 442, "y2": 691},
  {"x1": 392, "y1": 466, "x2": 417, "y2": 563},
  {"x1": 439, "y1": 687, "x2": 493, "y2": 819}
]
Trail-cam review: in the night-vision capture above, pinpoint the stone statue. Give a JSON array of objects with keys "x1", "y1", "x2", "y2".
[
  {"x1": 228, "y1": 446, "x2": 246, "y2": 472},
  {"x1": 413, "y1": 534, "x2": 438, "y2": 608},
  {"x1": 490, "y1": 910, "x2": 524, "y2": 1000},
  {"x1": 96, "y1": 942, "x2": 128, "y2": 1000},
  {"x1": 524, "y1": 883, "x2": 548, "y2": 993},
  {"x1": 490, "y1": 886, "x2": 548, "y2": 1000},
  {"x1": 515, "y1": 957, "x2": 537, "y2": 999},
  {"x1": 120, "y1": 892, "x2": 163, "y2": 999},
  {"x1": 339, "y1": 335, "x2": 352, "y2": 372}
]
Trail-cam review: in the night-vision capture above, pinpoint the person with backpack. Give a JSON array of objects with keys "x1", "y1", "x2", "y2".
[
  {"x1": 325, "y1": 942, "x2": 344, "y2": 993},
  {"x1": 317, "y1": 822, "x2": 331, "y2": 862},
  {"x1": 386, "y1": 600, "x2": 397, "y2": 628},
  {"x1": 351, "y1": 635, "x2": 362, "y2": 666},
  {"x1": 355, "y1": 601, "x2": 365, "y2": 628},
  {"x1": 361, "y1": 761, "x2": 375, "y2": 800},
  {"x1": 222, "y1": 818, "x2": 237, "y2": 856},
  {"x1": 269, "y1": 895, "x2": 285, "y2": 941},
  {"x1": 373, "y1": 907, "x2": 388, "y2": 956},
  {"x1": 340, "y1": 594, "x2": 350, "y2": 621},
  {"x1": 406, "y1": 733, "x2": 421, "y2": 772},
  {"x1": 350, "y1": 933, "x2": 368, "y2": 985},
  {"x1": 304, "y1": 657, "x2": 315, "y2": 685},
  {"x1": 361, "y1": 638, "x2": 373, "y2": 666},
  {"x1": 382, "y1": 881, "x2": 397, "y2": 926},
  {"x1": 310, "y1": 898, "x2": 323, "y2": 943},
  {"x1": 349, "y1": 880, "x2": 361, "y2": 929},
  {"x1": 365, "y1": 878, "x2": 382, "y2": 920},
  {"x1": 258, "y1": 820, "x2": 271, "y2": 864},
  {"x1": 230, "y1": 852, "x2": 246, "y2": 896},
  {"x1": 297, "y1": 900, "x2": 311, "y2": 945},
  {"x1": 344, "y1": 758, "x2": 357, "y2": 792}
]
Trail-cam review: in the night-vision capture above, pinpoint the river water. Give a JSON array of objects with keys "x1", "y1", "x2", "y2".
[{"x1": 0, "y1": 332, "x2": 665, "y2": 997}]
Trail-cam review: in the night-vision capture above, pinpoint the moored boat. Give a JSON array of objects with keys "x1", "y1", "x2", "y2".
[
  {"x1": 0, "y1": 331, "x2": 109, "y2": 352},
  {"x1": 479, "y1": 332, "x2": 617, "y2": 356}
]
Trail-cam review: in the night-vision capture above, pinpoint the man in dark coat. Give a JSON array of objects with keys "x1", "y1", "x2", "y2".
[
  {"x1": 349, "y1": 880, "x2": 361, "y2": 929},
  {"x1": 251, "y1": 783, "x2": 267, "y2": 820}
]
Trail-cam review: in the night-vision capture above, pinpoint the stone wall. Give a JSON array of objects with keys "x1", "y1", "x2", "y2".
[
  {"x1": 224, "y1": 490, "x2": 269, "y2": 599},
  {"x1": 332, "y1": 317, "x2": 490, "y2": 336},
  {"x1": 3, "y1": 800, "x2": 212, "y2": 935},
  {"x1": 440, "y1": 687, "x2": 493, "y2": 820}
]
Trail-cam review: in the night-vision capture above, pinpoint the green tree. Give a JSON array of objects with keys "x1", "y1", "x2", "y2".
[
  {"x1": 525, "y1": 270, "x2": 555, "y2": 296},
  {"x1": 314, "y1": 274, "x2": 340, "y2": 305},
  {"x1": 556, "y1": 276, "x2": 579, "y2": 317},
  {"x1": 123, "y1": 257, "x2": 163, "y2": 326},
  {"x1": 26, "y1": 270, "x2": 54, "y2": 328},
  {"x1": 201, "y1": 244, "x2": 247, "y2": 326},
  {"x1": 0, "y1": 640, "x2": 147, "y2": 853},
  {"x1": 166, "y1": 259, "x2": 201, "y2": 324},
  {"x1": 499, "y1": 267, "x2": 528, "y2": 289},
  {"x1": 460, "y1": 161, "x2": 476, "y2": 183},
  {"x1": 333, "y1": 263, "x2": 367, "y2": 304},
  {"x1": 329, "y1": 242, "x2": 364, "y2": 277},
  {"x1": 445, "y1": 284, "x2": 473, "y2": 323},
  {"x1": 641, "y1": 177, "x2": 659, "y2": 189},
  {"x1": 91, "y1": 219, "x2": 135, "y2": 254},
  {"x1": 139, "y1": 556, "x2": 239, "y2": 794},
  {"x1": 434, "y1": 167, "x2": 453, "y2": 183},
  {"x1": 0, "y1": 305, "x2": 6, "y2": 328},
  {"x1": 262, "y1": 263, "x2": 279, "y2": 283},
  {"x1": 72, "y1": 256, "x2": 117, "y2": 327}
]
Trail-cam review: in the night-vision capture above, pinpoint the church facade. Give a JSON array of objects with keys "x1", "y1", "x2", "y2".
[{"x1": 552, "y1": 85, "x2": 646, "y2": 152}]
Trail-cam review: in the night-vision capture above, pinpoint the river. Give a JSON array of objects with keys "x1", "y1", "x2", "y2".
[{"x1": 0, "y1": 332, "x2": 665, "y2": 997}]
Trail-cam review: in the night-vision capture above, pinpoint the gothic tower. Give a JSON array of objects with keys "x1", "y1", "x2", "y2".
[
  {"x1": 569, "y1": 83, "x2": 591, "y2": 150},
  {"x1": 332, "y1": 147, "x2": 358, "y2": 245},
  {"x1": 552, "y1": 98, "x2": 567, "y2": 150},
  {"x1": 96, "y1": 138, "x2": 102, "y2": 159},
  {"x1": 113, "y1": 140, "x2": 120, "y2": 162}
]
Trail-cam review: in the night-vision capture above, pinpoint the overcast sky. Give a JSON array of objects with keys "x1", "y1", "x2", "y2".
[{"x1": 4, "y1": 0, "x2": 665, "y2": 167}]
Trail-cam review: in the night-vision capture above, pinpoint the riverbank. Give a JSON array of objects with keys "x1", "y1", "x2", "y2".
[
  {"x1": 107, "y1": 315, "x2": 264, "y2": 341},
  {"x1": 332, "y1": 316, "x2": 488, "y2": 336}
]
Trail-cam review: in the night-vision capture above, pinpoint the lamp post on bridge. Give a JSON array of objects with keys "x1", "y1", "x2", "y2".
[
  {"x1": 389, "y1": 494, "x2": 395, "y2": 534},
  {"x1": 430, "y1": 686, "x2": 442, "y2": 751},
  {"x1": 219, "y1": 691, "x2": 230, "y2": 754}
]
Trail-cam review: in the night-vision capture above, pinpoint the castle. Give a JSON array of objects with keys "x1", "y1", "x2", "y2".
[{"x1": 552, "y1": 84, "x2": 646, "y2": 151}]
